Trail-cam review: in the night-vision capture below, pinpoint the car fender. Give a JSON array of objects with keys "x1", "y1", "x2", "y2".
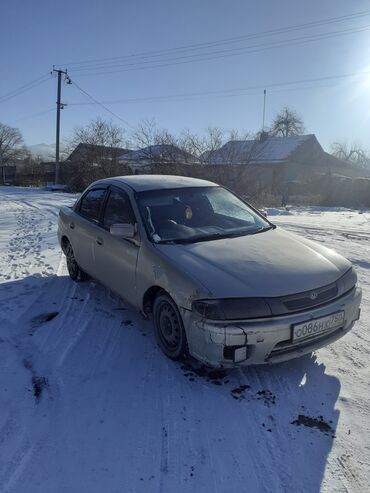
[
  {"x1": 58, "y1": 206, "x2": 75, "y2": 247},
  {"x1": 136, "y1": 241, "x2": 211, "y2": 311}
]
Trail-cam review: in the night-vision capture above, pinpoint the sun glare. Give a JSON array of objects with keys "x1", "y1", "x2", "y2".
[{"x1": 348, "y1": 66, "x2": 370, "y2": 119}]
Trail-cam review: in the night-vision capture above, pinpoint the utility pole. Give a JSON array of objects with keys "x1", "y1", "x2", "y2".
[
  {"x1": 262, "y1": 89, "x2": 267, "y2": 132},
  {"x1": 52, "y1": 68, "x2": 71, "y2": 184}
]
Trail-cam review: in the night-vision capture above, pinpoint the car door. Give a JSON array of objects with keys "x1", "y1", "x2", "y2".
[
  {"x1": 72, "y1": 187, "x2": 108, "y2": 276},
  {"x1": 94, "y1": 186, "x2": 140, "y2": 307}
]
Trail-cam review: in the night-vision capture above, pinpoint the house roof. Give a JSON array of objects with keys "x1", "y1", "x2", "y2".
[
  {"x1": 67, "y1": 143, "x2": 130, "y2": 161},
  {"x1": 204, "y1": 134, "x2": 319, "y2": 165},
  {"x1": 118, "y1": 144, "x2": 196, "y2": 162}
]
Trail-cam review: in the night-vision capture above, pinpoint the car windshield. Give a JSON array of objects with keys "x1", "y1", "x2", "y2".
[{"x1": 137, "y1": 186, "x2": 272, "y2": 243}]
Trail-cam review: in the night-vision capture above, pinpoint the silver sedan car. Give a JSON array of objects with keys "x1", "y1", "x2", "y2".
[{"x1": 58, "y1": 175, "x2": 362, "y2": 367}]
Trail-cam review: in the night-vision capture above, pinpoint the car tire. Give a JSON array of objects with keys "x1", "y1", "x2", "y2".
[
  {"x1": 153, "y1": 293, "x2": 189, "y2": 360},
  {"x1": 64, "y1": 241, "x2": 88, "y2": 282}
]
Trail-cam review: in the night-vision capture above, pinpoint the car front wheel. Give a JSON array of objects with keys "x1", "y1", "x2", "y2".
[{"x1": 153, "y1": 293, "x2": 188, "y2": 360}]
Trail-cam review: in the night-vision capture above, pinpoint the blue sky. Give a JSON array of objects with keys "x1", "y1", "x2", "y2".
[{"x1": 1, "y1": 0, "x2": 370, "y2": 150}]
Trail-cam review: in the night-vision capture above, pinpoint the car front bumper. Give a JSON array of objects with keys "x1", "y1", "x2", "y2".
[{"x1": 181, "y1": 286, "x2": 362, "y2": 368}]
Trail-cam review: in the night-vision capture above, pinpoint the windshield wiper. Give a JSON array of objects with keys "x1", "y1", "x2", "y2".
[
  {"x1": 159, "y1": 230, "x2": 254, "y2": 244},
  {"x1": 252, "y1": 225, "x2": 276, "y2": 234},
  {"x1": 156, "y1": 226, "x2": 275, "y2": 245}
]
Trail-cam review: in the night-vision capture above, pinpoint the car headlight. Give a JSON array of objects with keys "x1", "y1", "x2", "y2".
[
  {"x1": 337, "y1": 267, "x2": 357, "y2": 297},
  {"x1": 192, "y1": 298, "x2": 272, "y2": 320}
]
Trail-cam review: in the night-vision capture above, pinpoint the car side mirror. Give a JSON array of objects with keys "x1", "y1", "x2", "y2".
[
  {"x1": 260, "y1": 209, "x2": 267, "y2": 218},
  {"x1": 110, "y1": 223, "x2": 136, "y2": 239}
]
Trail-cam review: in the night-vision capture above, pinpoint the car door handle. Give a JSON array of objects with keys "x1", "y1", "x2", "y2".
[
  {"x1": 96, "y1": 238, "x2": 104, "y2": 246},
  {"x1": 70, "y1": 222, "x2": 75, "y2": 229}
]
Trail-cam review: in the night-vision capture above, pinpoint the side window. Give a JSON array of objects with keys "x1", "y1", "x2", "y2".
[
  {"x1": 79, "y1": 188, "x2": 106, "y2": 222},
  {"x1": 103, "y1": 189, "x2": 135, "y2": 229}
]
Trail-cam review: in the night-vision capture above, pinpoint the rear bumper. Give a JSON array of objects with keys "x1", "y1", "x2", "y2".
[{"x1": 182, "y1": 286, "x2": 362, "y2": 368}]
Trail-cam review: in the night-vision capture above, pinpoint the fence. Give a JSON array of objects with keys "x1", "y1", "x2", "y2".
[{"x1": 13, "y1": 161, "x2": 370, "y2": 208}]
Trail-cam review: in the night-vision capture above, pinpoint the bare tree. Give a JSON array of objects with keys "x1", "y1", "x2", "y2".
[
  {"x1": 193, "y1": 127, "x2": 250, "y2": 164},
  {"x1": 0, "y1": 122, "x2": 27, "y2": 166},
  {"x1": 179, "y1": 127, "x2": 223, "y2": 163},
  {"x1": 203, "y1": 126, "x2": 225, "y2": 153},
  {"x1": 130, "y1": 118, "x2": 158, "y2": 150},
  {"x1": 271, "y1": 107, "x2": 305, "y2": 137},
  {"x1": 331, "y1": 142, "x2": 370, "y2": 169},
  {"x1": 227, "y1": 128, "x2": 250, "y2": 142},
  {"x1": 65, "y1": 117, "x2": 130, "y2": 189},
  {"x1": 178, "y1": 129, "x2": 207, "y2": 158},
  {"x1": 130, "y1": 121, "x2": 252, "y2": 165},
  {"x1": 130, "y1": 119, "x2": 189, "y2": 164},
  {"x1": 68, "y1": 117, "x2": 126, "y2": 151}
]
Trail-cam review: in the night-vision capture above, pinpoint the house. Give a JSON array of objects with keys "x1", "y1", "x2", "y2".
[
  {"x1": 204, "y1": 134, "x2": 318, "y2": 165},
  {"x1": 118, "y1": 144, "x2": 197, "y2": 172},
  {"x1": 196, "y1": 133, "x2": 370, "y2": 203},
  {"x1": 66, "y1": 143, "x2": 131, "y2": 163},
  {"x1": 203, "y1": 133, "x2": 370, "y2": 181}
]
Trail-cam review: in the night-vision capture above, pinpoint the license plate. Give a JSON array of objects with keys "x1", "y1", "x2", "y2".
[{"x1": 292, "y1": 311, "x2": 345, "y2": 342}]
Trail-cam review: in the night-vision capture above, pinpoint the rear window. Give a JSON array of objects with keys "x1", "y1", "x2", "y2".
[{"x1": 79, "y1": 188, "x2": 106, "y2": 222}]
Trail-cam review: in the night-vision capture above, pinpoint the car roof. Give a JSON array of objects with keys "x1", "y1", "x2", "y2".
[{"x1": 94, "y1": 175, "x2": 219, "y2": 192}]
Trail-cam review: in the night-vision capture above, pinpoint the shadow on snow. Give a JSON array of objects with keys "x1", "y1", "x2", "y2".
[{"x1": 0, "y1": 274, "x2": 340, "y2": 493}]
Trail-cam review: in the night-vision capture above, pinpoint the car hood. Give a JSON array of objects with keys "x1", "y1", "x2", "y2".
[{"x1": 156, "y1": 228, "x2": 351, "y2": 298}]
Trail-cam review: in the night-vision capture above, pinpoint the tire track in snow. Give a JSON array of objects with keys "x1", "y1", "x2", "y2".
[
  {"x1": 0, "y1": 191, "x2": 76, "y2": 491},
  {"x1": 237, "y1": 367, "x2": 292, "y2": 492}
]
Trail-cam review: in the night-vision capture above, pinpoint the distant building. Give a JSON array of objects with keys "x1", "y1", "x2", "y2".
[
  {"x1": 118, "y1": 144, "x2": 197, "y2": 172},
  {"x1": 66, "y1": 143, "x2": 131, "y2": 163},
  {"x1": 203, "y1": 133, "x2": 370, "y2": 180}
]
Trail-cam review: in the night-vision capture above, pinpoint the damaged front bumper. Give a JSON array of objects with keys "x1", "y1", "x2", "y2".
[{"x1": 181, "y1": 286, "x2": 362, "y2": 367}]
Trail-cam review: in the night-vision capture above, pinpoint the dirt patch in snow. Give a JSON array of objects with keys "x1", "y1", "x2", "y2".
[
  {"x1": 181, "y1": 362, "x2": 229, "y2": 385},
  {"x1": 23, "y1": 359, "x2": 49, "y2": 402},
  {"x1": 231, "y1": 384, "x2": 250, "y2": 400},
  {"x1": 32, "y1": 376, "x2": 49, "y2": 401},
  {"x1": 256, "y1": 390, "x2": 276, "y2": 406},
  {"x1": 291, "y1": 414, "x2": 334, "y2": 434},
  {"x1": 30, "y1": 311, "x2": 59, "y2": 328}
]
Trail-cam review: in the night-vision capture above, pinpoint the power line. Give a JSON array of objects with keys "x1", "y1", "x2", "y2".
[
  {"x1": 67, "y1": 24, "x2": 370, "y2": 77},
  {"x1": 68, "y1": 83, "x2": 337, "y2": 105},
  {"x1": 0, "y1": 74, "x2": 50, "y2": 104},
  {"x1": 66, "y1": 70, "x2": 370, "y2": 107},
  {"x1": 72, "y1": 24, "x2": 370, "y2": 72},
  {"x1": 12, "y1": 107, "x2": 55, "y2": 123},
  {"x1": 61, "y1": 9, "x2": 370, "y2": 69},
  {"x1": 69, "y1": 78, "x2": 134, "y2": 129}
]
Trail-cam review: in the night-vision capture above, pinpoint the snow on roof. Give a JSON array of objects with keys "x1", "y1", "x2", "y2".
[
  {"x1": 118, "y1": 144, "x2": 195, "y2": 162},
  {"x1": 206, "y1": 134, "x2": 317, "y2": 165}
]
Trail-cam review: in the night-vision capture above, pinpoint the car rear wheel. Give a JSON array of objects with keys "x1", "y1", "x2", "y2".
[
  {"x1": 153, "y1": 293, "x2": 188, "y2": 360},
  {"x1": 64, "y1": 241, "x2": 87, "y2": 281}
]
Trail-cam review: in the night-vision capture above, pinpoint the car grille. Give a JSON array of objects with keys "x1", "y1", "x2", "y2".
[
  {"x1": 267, "y1": 282, "x2": 339, "y2": 315},
  {"x1": 281, "y1": 283, "x2": 338, "y2": 311}
]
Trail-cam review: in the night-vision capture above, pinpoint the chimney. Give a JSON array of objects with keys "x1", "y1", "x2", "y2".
[{"x1": 259, "y1": 130, "x2": 269, "y2": 142}]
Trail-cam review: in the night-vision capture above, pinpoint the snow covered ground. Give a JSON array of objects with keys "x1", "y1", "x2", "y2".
[{"x1": 0, "y1": 187, "x2": 369, "y2": 493}]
